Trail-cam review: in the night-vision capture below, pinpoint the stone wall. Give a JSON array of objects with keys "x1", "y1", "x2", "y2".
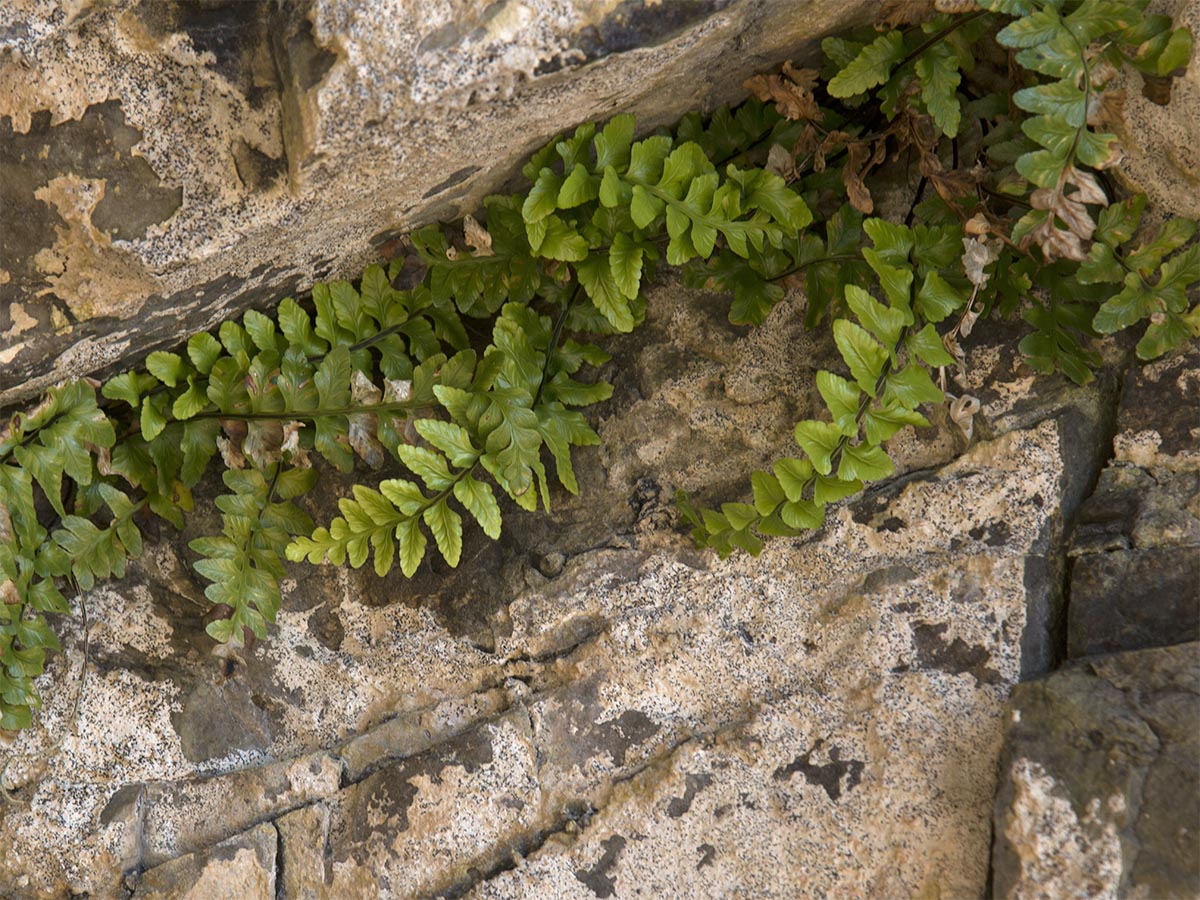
[
  {"x1": 0, "y1": 0, "x2": 873, "y2": 406},
  {"x1": 0, "y1": 276, "x2": 1132, "y2": 899}
]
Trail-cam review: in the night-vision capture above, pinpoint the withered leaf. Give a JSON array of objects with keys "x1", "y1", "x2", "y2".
[
  {"x1": 843, "y1": 142, "x2": 874, "y2": 214},
  {"x1": 744, "y1": 65, "x2": 822, "y2": 122},
  {"x1": 243, "y1": 420, "x2": 284, "y2": 469},
  {"x1": 962, "y1": 236, "x2": 1001, "y2": 289},
  {"x1": 1, "y1": 579, "x2": 20, "y2": 606},
  {"x1": 216, "y1": 435, "x2": 246, "y2": 470},
  {"x1": 280, "y1": 420, "x2": 311, "y2": 468},
  {"x1": 949, "y1": 394, "x2": 980, "y2": 441},
  {"x1": 876, "y1": 0, "x2": 936, "y2": 29},
  {"x1": 463, "y1": 215, "x2": 494, "y2": 257},
  {"x1": 767, "y1": 144, "x2": 797, "y2": 181}
]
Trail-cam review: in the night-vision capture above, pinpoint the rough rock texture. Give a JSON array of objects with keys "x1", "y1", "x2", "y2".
[
  {"x1": 1113, "y1": 0, "x2": 1200, "y2": 221},
  {"x1": 991, "y1": 643, "x2": 1200, "y2": 900},
  {"x1": 0, "y1": 276, "x2": 1119, "y2": 899},
  {"x1": 1067, "y1": 345, "x2": 1200, "y2": 658},
  {"x1": 0, "y1": 0, "x2": 875, "y2": 405},
  {"x1": 992, "y1": 343, "x2": 1200, "y2": 899}
]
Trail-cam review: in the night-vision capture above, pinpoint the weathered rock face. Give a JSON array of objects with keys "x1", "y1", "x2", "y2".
[
  {"x1": 991, "y1": 644, "x2": 1200, "y2": 900},
  {"x1": 0, "y1": 0, "x2": 875, "y2": 406},
  {"x1": 0, "y1": 275, "x2": 1122, "y2": 899},
  {"x1": 1113, "y1": 0, "x2": 1200, "y2": 221},
  {"x1": 991, "y1": 345, "x2": 1200, "y2": 899}
]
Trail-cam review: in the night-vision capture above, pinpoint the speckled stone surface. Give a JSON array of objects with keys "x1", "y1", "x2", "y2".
[
  {"x1": 1112, "y1": 0, "x2": 1200, "y2": 221},
  {"x1": 0, "y1": 0, "x2": 875, "y2": 405},
  {"x1": 991, "y1": 643, "x2": 1200, "y2": 900},
  {"x1": 0, "y1": 274, "x2": 1119, "y2": 899}
]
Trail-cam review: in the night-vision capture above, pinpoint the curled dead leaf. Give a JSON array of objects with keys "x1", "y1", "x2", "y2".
[
  {"x1": 744, "y1": 64, "x2": 822, "y2": 122},
  {"x1": 216, "y1": 435, "x2": 246, "y2": 470},
  {"x1": 964, "y1": 213, "x2": 990, "y2": 237},
  {"x1": 876, "y1": 0, "x2": 936, "y2": 29},
  {"x1": 384, "y1": 379, "x2": 412, "y2": 402},
  {"x1": 351, "y1": 370, "x2": 382, "y2": 406},
  {"x1": 767, "y1": 144, "x2": 797, "y2": 182},
  {"x1": 962, "y1": 236, "x2": 1001, "y2": 289},
  {"x1": 934, "y1": 0, "x2": 980, "y2": 12},
  {"x1": 463, "y1": 215, "x2": 494, "y2": 257},
  {"x1": 348, "y1": 415, "x2": 385, "y2": 469},
  {"x1": 1, "y1": 579, "x2": 19, "y2": 606},
  {"x1": 843, "y1": 142, "x2": 875, "y2": 214},
  {"x1": 948, "y1": 394, "x2": 981, "y2": 441},
  {"x1": 280, "y1": 420, "x2": 311, "y2": 468},
  {"x1": 242, "y1": 420, "x2": 283, "y2": 469}
]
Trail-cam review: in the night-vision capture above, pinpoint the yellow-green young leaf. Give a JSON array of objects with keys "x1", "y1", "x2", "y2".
[
  {"x1": 906, "y1": 323, "x2": 956, "y2": 367},
  {"x1": 172, "y1": 378, "x2": 209, "y2": 420},
  {"x1": 833, "y1": 319, "x2": 889, "y2": 395},
  {"x1": 423, "y1": 499, "x2": 463, "y2": 567},
  {"x1": 630, "y1": 185, "x2": 665, "y2": 229},
  {"x1": 12, "y1": 444, "x2": 65, "y2": 517},
  {"x1": 522, "y1": 168, "x2": 562, "y2": 223},
  {"x1": 278, "y1": 297, "x2": 328, "y2": 357},
  {"x1": 816, "y1": 370, "x2": 861, "y2": 435},
  {"x1": 598, "y1": 166, "x2": 629, "y2": 208},
  {"x1": 141, "y1": 396, "x2": 167, "y2": 441},
  {"x1": 860, "y1": 250, "x2": 913, "y2": 309},
  {"x1": 146, "y1": 351, "x2": 186, "y2": 388},
  {"x1": 626, "y1": 135, "x2": 674, "y2": 182},
  {"x1": 577, "y1": 253, "x2": 635, "y2": 332},
  {"x1": 371, "y1": 529, "x2": 395, "y2": 577},
  {"x1": 996, "y1": 8, "x2": 1062, "y2": 48},
  {"x1": 1094, "y1": 195, "x2": 1146, "y2": 246},
  {"x1": 721, "y1": 502, "x2": 759, "y2": 531},
  {"x1": 243, "y1": 309, "x2": 277, "y2": 352},
  {"x1": 397, "y1": 444, "x2": 455, "y2": 491},
  {"x1": 884, "y1": 363, "x2": 944, "y2": 408},
  {"x1": 594, "y1": 114, "x2": 635, "y2": 170},
  {"x1": 863, "y1": 218, "x2": 913, "y2": 263},
  {"x1": 863, "y1": 403, "x2": 929, "y2": 445},
  {"x1": 414, "y1": 420, "x2": 478, "y2": 469},
  {"x1": 827, "y1": 31, "x2": 905, "y2": 98},
  {"x1": 729, "y1": 528, "x2": 763, "y2": 556},
  {"x1": 534, "y1": 216, "x2": 589, "y2": 262},
  {"x1": 1012, "y1": 81, "x2": 1086, "y2": 127},
  {"x1": 557, "y1": 164, "x2": 599, "y2": 209},
  {"x1": 845, "y1": 284, "x2": 906, "y2": 346},
  {"x1": 609, "y1": 233, "x2": 644, "y2": 301},
  {"x1": 813, "y1": 472, "x2": 862, "y2": 505},
  {"x1": 1154, "y1": 27, "x2": 1193, "y2": 76},
  {"x1": 773, "y1": 458, "x2": 814, "y2": 502},
  {"x1": 916, "y1": 42, "x2": 962, "y2": 138},
  {"x1": 102, "y1": 372, "x2": 146, "y2": 408},
  {"x1": 188, "y1": 333, "x2": 224, "y2": 374},
  {"x1": 780, "y1": 499, "x2": 824, "y2": 530},
  {"x1": 916, "y1": 271, "x2": 964, "y2": 323},
  {"x1": 751, "y1": 471, "x2": 787, "y2": 516},
  {"x1": 396, "y1": 517, "x2": 427, "y2": 577},
  {"x1": 794, "y1": 420, "x2": 844, "y2": 475},
  {"x1": 454, "y1": 475, "x2": 502, "y2": 539},
  {"x1": 838, "y1": 442, "x2": 894, "y2": 482}
]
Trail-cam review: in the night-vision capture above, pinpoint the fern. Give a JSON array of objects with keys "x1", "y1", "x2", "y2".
[{"x1": 0, "y1": 0, "x2": 1195, "y2": 737}]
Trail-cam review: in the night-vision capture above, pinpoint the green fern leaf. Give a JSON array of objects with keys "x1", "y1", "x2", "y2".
[{"x1": 827, "y1": 31, "x2": 906, "y2": 98}]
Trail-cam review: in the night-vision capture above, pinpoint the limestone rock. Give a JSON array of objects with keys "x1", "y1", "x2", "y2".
[
  {"x1": 991, "y1": 643, "x2": 1200, "y2": 899},
  {"x1": 1111, "y1": 0, "x2": 1200, "y2": 221},
  {"x1": 133, "y1": 821, "x2": 277, "y2": 900},
  {"x1": 0, "y1": 278, "x2": 1119, "y2": 898},
  {"x1": 0, "y1": 0, "x2": 874, "y2": 405},
  {"x1": 1067, "y1": 344, "x2": 1200, "y2": 657}
]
